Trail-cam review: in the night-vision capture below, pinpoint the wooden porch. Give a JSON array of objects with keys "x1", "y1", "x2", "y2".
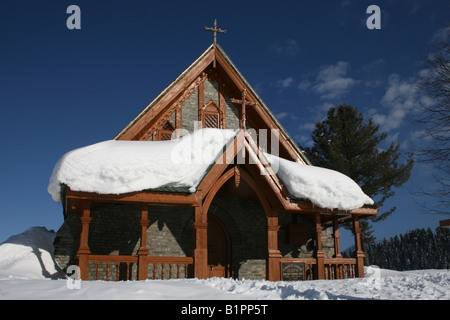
[{"x1": 71, "y1": 194, "x2": 369, "y2": 281}]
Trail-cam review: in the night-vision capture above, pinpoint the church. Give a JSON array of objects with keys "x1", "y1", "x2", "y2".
[{"x1": 49, "y1": 21, "x2": 377, "y2": 282}]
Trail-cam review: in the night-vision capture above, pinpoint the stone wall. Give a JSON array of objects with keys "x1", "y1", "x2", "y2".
[
  {"x1": 53, "y1": 213, "x2": 80, "y2": 271},
  {"x1": 180, "y1": 78, "x2": 240, "y2": 132}
]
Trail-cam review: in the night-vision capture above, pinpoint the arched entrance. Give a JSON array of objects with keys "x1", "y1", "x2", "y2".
[
  {"x1": 207, "y1": 214, "x2": 231, "y2": 278},
  {"x1": 192, "y1": 166, "x2": 282, "y2": 280}
]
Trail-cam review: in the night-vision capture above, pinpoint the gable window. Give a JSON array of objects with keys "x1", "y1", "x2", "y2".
[
  {"x1": 158, "y1": 121, "x2": 175, "y2": 141},
  {"x1": 201, "y1": 101, "x2": 222, "y2": 129}
]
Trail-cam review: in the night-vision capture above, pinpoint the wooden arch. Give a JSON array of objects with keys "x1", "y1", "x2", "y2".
[
  {"x1": 202, "y1": 166, "x2": 272, "y2": 222},
  {"x1": 195, "y1": 165, "x2": 281, "y2": 280}
]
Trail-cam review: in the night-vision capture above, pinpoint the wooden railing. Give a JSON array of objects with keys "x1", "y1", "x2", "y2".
[
  {"x1": 87, "y1": 255, "x2": 194, "y2": 281},
  {"x1": 88, "y1": 255, "x2": 138, "y2": 281},
  {"x1": 142, "y1": 256, "x2": 194, "y2": 280},
  {"x1": 324, "y1": 258, "x2": 356, "y2": 280},
  {"x1": 280, "y1": 258, "x2": 316, "y2": 280}
]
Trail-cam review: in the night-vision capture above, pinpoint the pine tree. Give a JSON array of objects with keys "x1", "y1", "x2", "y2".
[
  {"x1": 303, "y1": 105, "x2": 414, "y2": 264},
  {"x1": 367, "y1": 227, "x2": 450, "y2": 270}
]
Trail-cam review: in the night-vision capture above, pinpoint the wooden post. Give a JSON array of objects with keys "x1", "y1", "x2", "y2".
[
  {"x1": 352, "y1": 215, "x2": 365, "y2": 278},
  {"x1": 76, "y1": 200, "x2": 91, "y2": 280},
  {"x1": 198, "y1": 80, "x2": 204, "y2": 127},
  {"x1": 138, "y1": 203, "x2": 150, "y2": 280},
  {"x1": 267, "y1": 212, "x2": 282, "y2": 281},
  {"x1": 333, "y1": 218, "x2": 342, "y2": 258},
  {"x1": 314, "y1": 212, "x2": 325, "y2": 279},
  {"x1": 193, "y1": 206, "x2": 208, "y2": 279}
]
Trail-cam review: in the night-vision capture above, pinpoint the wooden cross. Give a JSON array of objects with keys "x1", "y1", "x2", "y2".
[
  {"x1": 204, "y1": 19, "x2": 227, "y2": 46},
  {"x1": 231, "y1": 89, "x2": 258, "y2": 130}
]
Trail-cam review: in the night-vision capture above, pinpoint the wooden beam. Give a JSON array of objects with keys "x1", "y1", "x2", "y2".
[
  {"x1": 282, "y1": 200, "x2": 378, "y2": 216},
  {"x1": 65, "y1": 187, "x2": 201, "y2": 206}
]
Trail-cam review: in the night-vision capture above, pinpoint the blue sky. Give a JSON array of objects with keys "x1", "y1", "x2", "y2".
[{"x1": 0, "y1": 1, "x2": 448, "y2": 250}]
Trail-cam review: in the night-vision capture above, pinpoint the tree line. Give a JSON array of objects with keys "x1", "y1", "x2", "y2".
[{"x1": 365, "y1": 227, "x2": 450, "y2": 271}]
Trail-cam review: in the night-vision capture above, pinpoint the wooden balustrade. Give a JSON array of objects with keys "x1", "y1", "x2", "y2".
[
  {"x1": 88, "y1": 255, "x2": 138, "y2": 281},
  {"x1": 324, "y1": 258, "x2": 356, "y2": 280},
  {"x1": 87, "y1": 255, "x2": 194, "y2": 281},
  {"x1": 143, "y1": 256, "x2": 194, "y2": 280}
]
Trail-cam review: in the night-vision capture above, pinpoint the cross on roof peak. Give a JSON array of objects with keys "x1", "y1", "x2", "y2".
[{"x1": 204, "y1": 19, "x2": 227, "y2": 46}]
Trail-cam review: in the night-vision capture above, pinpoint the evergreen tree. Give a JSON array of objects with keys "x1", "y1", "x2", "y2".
[
  {"x1": 367, "y1": 227, "x2": 450, "y2": 270},
  {"x1": 303, "y1": 105, "x2": 414, "y2": 264}
]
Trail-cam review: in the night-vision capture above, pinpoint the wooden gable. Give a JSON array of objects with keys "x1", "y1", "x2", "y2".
[{"x1": 114, "y1": 44, "x2": 310, "y2": 164}]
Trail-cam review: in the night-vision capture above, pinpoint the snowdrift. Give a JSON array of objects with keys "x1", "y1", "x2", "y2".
[
  {"x1": 0, "y1": 227, "x2": 65, "y2": 280},
  {"x1": 1, "y1": 227, "x2": 449, "y2": 300}
]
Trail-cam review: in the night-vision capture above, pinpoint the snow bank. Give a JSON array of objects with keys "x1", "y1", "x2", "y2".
[
  {"x1": 0, "y1": 227, "x2": 65, "y2": 280},
  {"x1": 1, "y1": 227, "x2": 449, "y2": 300},
  {"x1": 48, "y1": 129, "x2": 236, "y2": 202},
  {"x1": 265, "y1": 153, "x2": 374, "y2": 210}
]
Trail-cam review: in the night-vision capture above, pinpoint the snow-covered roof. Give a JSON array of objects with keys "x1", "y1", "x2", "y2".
[
  {"x1": 264, "y1": 153, "x2": 374, "y2": 211},
  {"x1": 48, "y1": 129, "x2": 236, "y2": 202},
  {"x1": 48, "y1": 128, "x2": 373, "y2": 211}
]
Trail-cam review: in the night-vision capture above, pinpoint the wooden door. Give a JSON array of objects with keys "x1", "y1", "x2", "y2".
[{"x1": 207, "y1": 215, "x2": 231, "y2": 278}]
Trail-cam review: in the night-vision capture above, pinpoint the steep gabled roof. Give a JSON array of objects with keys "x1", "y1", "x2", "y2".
[{"x1": 114, "y1": 44, "x2": 311, "y2": 164}]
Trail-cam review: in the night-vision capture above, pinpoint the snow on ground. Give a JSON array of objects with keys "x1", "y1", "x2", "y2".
[{"x1": 0, "y1": 227, "x2": 449, "y2": 300}]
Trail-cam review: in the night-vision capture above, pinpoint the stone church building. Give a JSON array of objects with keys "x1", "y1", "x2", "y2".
[{"x1": 50, "y1": 23, "x2": 377, "y2": 282}]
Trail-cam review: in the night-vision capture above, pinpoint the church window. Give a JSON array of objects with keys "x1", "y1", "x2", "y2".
[{"x1": 201, "y1": 101, "x2": 222, "y2": 129}]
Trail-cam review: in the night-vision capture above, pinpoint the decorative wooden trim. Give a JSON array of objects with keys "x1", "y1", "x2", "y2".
[{"x1": 65, "y1": 187, "x2": 201, "y2": 206}]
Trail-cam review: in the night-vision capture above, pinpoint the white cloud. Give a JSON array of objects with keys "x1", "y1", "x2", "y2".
[
  {"x1": 271, "y1": 39, "x2": 300, "y2": 57},
  {"x1": 431, "y1": 26, "x2": 450, "y2": 44},
  {"x1": 275, "y1": 111, "x2": 288, "y2": 120},
  {"x1": 373, "y1": 74, "x2": 419, "y2": 132},
  {"x1": 276, "y1": 77, "x2": 295, "y2": 88},
  {"x1": 297, "y1": 80, "x2": 311, "y2": 90},
  {"x1": 313, "y1": 61, "x2": 357, "y2": 100}
]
